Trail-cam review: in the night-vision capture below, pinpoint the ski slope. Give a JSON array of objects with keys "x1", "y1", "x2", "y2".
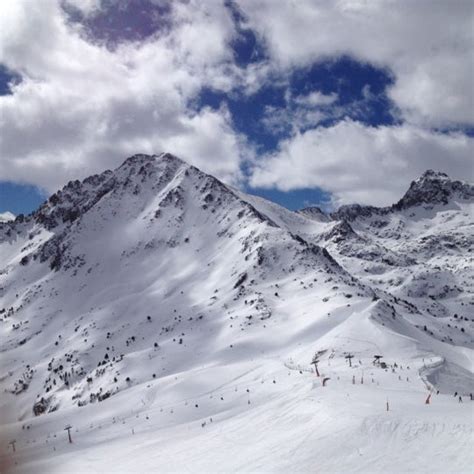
[{"x1": 3, "y1": 340, "x2": 472, "y2": 474}]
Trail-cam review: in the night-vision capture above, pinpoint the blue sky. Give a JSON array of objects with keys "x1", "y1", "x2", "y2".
[
  {"x1": 0, "y1": 181, "x2": 46, "y2": 215},
  {"x1": 0, "y1": 0, "x2": 473, "y2": 215}
]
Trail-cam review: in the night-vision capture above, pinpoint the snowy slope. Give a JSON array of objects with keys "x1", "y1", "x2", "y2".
[{"x1": 0, "y1": 155, "x2": 472, "y2": 473}]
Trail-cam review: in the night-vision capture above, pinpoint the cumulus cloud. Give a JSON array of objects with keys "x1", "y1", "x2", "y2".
[
  {"x1": 237, "y1": 0, "x2": 474, "y2": 128},
  {"x1": 0, "y1": 0, "x2": 247, "y2": 191},
  {"x1": 0, "y1": 0, "x2": 472, "y2": 209},
  {"x1": 250, "y1": 119, "x2": 474, "y2": 207},
  {"x1": 240, "y1": 0, "x2": 474, "y2": 206}
]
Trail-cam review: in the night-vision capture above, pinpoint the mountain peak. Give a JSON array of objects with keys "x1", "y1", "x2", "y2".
[
  {"x1": 118, "y1": 152, "x2": 188, "y2": 180},
  {"x1": 32, "y1": 153, "x2": 190, "y2": 229},
  {"x1": 330, "y1": 169, "x2": 473, "y2": 221},
  {"x1": 0, "y1": 211, "x2": 16, "y2": 222},
  {"x1": 121, "y1": 152, "x2": 184, "y2": 168},
  {"x1": 394, "y1": 169, "x2": 474, "y2": 210},
  {"x1": 418, "y1": 169, "x2": 450, "y2": 181}
]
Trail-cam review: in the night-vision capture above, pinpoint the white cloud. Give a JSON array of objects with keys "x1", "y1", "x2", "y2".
[
  {"x1": 0, "y1": 0, "x2": 247, "y2": 192},
  {"x1": 239, "y1": 1, "x2": 474, "y2": 206},
  {"x1": 261, "y1": 89, "x2": 339, "y2": 135},
  {"x1": 0, "y1": 0, "x2": 472, "y2": 209},
  {"x1": 294, "y1": 91, "x2": 338, "y2": 107},
  {"x1": 250, "y1": 119, "x2": 474, "y2": 207},
  {"x1": 237, "y1": 0, "x2": 474, "y2": 128}
]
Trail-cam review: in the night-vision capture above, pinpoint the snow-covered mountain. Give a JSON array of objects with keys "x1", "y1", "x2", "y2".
[
  {"x1": 1, "y1": 154, "x2": 473, "y2": 473},
  {"x1": 320, "y1": 170, "x2": 473, "y2": 326},
  {"x1": 0, "y1": 212, "x2": 15, "y2": 223}
]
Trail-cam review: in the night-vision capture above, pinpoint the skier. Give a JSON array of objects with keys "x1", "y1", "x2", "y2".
[{"x1": 458, "y1": 396, "x2": 463, "y2": 403}]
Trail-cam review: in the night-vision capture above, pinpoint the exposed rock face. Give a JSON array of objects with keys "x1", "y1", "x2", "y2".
[
  {"x1": 298, "y1": 206, "x2": 330, "y2": 222},
  {"x1": 331, "y1": 204, "x2": 381, "y2": 222},
  {"x1": 33, "y1": 397, "x2": 50, "y2": 416},
  {"x1": 322, "y1": 220, "x2": 363, "y2": 244},
  {"x1": 393, "y1": 170, "x2": 474, "y2": 210}
]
